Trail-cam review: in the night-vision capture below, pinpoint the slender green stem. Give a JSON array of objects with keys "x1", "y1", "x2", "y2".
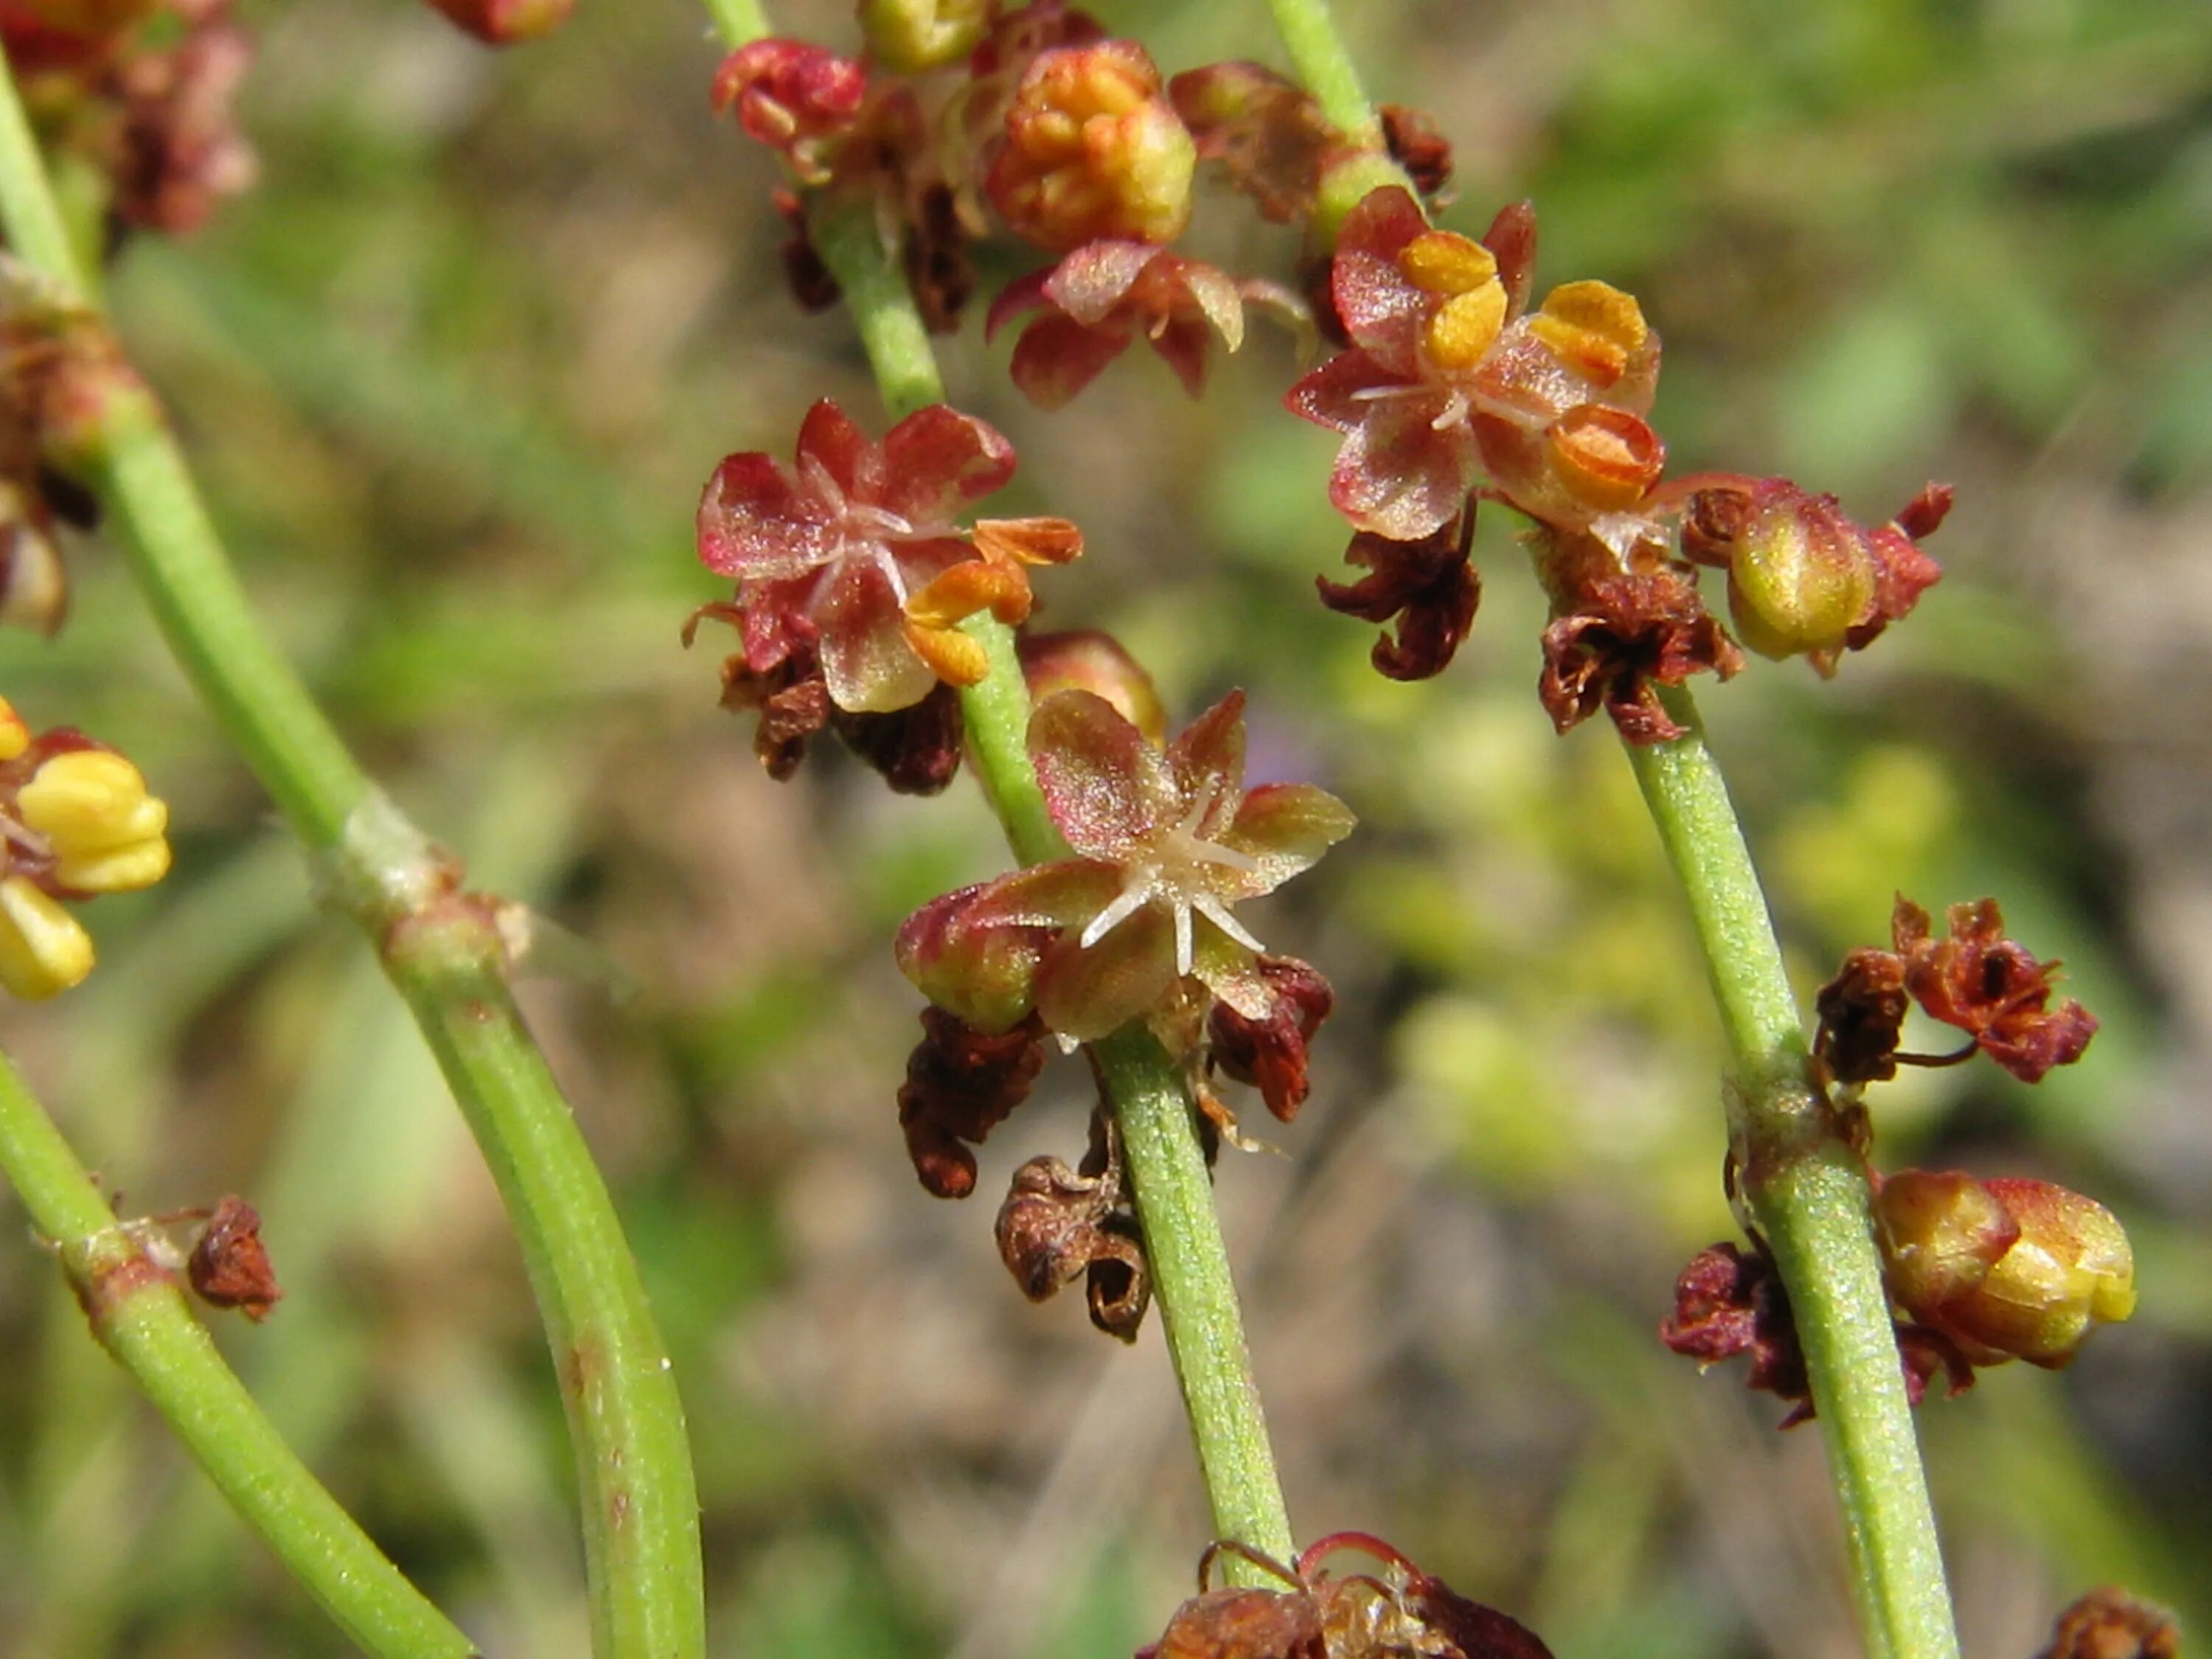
[
  {"x1": 0, "y1": 1051, "x2": 478, "y2": 1659},
  {"x1": 1623, "y1": 686, "x2": 1958, "y2": 1659},
  {"x1": 0, "y1": 45, "x2": 702, "y2": 1659},
  {"x1": 793, "y1": 81, "x2": 1297, "y2": 1572},
  {"x1": 1265, "y1": 0, "x2": 1383, "y2": 145},
  {"x1": 699, "y1": 0, "x2": 766, "y2": 49},
  {"x1": 810, "y1": 195, "x2": 947, "y2": 418}
]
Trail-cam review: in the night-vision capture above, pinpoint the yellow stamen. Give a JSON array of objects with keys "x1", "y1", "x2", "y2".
[
  {"x1": 1399, "y1": 231, "x2": 1498, "y2": 297},
  {"x1": 0, "y1": 874, "x2": 94, "y2": 999},
  {"x1": 1528, "y1": 280, "x2": 1649, "y2": 386},
  {"x1": 1423, "y1": 284, "x2": 1509, "y2": 372}
]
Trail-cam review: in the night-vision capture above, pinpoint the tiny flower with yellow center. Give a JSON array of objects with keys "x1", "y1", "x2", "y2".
[
  {"x1": 0, "y1": 696, "x2": 174, "y2": 999},
  {"x1": 1399, "y1": 231, "x2": 1507, "y2": 373}
]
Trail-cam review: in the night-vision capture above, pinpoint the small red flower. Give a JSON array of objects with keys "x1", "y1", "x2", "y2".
[
  {"x1": 896, "y1": 1006, "x2": 1048, "y2": 1197},
  {"x1": 986, "y1": 240, "x2": 1303, "y2": 408},
  {"x1": 897, "y1": 689, "x2": 1353, "y2": 1048},
  {"x1": 712, "y1": 38, "x2": 869, "y2": 177},
  {"x1": 1207, "y1": 952, "x2": 1333, "y2": 1122},
  {"x1": 696, "y1": 399, "x2": 1078, "y2": 714}
]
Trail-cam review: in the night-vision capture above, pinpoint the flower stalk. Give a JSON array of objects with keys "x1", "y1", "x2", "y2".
[
  {"x1": 1625, "y1": 686, "x2": 1958, "y2": 1659},
  {"x1": 0, "y1": 42, "x2": 703, "y2": 1659},
  {"x1": 0, "y1": 1047, "x2": 478, "y2": 1659},
  {"x1": 796, "y1": 45, "x2": 1298, "y2": 1572}
]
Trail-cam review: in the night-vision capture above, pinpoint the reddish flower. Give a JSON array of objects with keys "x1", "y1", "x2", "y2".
[
  {"x1": 1317, "y1": 502, "x2": 1479, "y2": 680},
  {"x1": 897, "y1": 689, "x2": 1353, "y2": 1048},
  {"x1": 1207, "y1": 952, "x2": 1333, "y2": 1121},
  {"x1": 1536, "y1": 556, "x2": 1743, "y2": 744},
  {"x1": 896, "y1": 1006, "x2": 1048, "y2": 1197},
  {"x1": 1286, "y1": 187, "x2": 1660, "y2": 543},
  {"x1": 186, "y1": 1194, "x2": 281, "y2": 1321},
  {"x1": 712, "y1": 38, "x2": 869, "y2": 177},
  {"x1": 695, "y1": 398, "x2": 1079, "y2": 714},
  {"x1": 985, "y1": 39, "x2": 1197, "y2": 252},
  {"x1": 1896, "y1": 896, "x2": 2098, "y2": 1083},
  {"x1": 1168, "y1": 60, "x2": 1335, "y2": 224},
  {"x1": 1876, "y1": 1169, "x2": 2136, "y2": 1368},
  {"x1": 986, "y1": 241, "x2": 1302, "y2": 408}
]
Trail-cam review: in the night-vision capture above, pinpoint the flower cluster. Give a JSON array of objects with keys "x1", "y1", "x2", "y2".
[
  {"x1": 1668, "y1": 897, "x2": 2127, "y2": 1422},
  {"x1": 0, "y1": 695, "x2": 171, "y2": 1000},
  {"x1": 690, "y1": 397, "x2": 1079, "y2": 785},
  {"x1": 1287, "y1": 187, "x2": 1950, "y2": 735},
  {"x1": 710, "y1": 4, "x2": 1447, "y2": 406},
  {"x1": 3, "y1": 0, "x2": 254, "y2": 238},
  {"x1": 1141, "y1": 1534, "x2": 1554, "y2": 1659}
]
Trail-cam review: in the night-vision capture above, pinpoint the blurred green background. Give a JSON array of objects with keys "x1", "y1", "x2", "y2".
[{"x1": 1, "y1": 0, "x2": 2208, "y2": 1653}]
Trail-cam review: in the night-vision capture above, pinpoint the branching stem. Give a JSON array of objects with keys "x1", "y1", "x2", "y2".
[{"x1": 0, "y1": 44, "x2": 702, "y2": 1659}]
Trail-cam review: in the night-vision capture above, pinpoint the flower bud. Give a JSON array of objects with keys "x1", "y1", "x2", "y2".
[
  {"x1": 858, "y1": 0, "x2": 990, "y2": 74},
  {"x1": 1700, "y1": 479, "x2": 1878, "y2": 667},
  {"x1": 712, "y1": 38, "x2": 869, "y2": 155},
  {"x1": 987, "y1": 41, "x2": 1196, "y2": 251},
  {"x1": 15, "y1": 747, "x2": 171, "y2": 893},
  {"x1": 422, "y1": 0, "x2": 573, "y2": 44},
  {"x1": 1877, "y1": 1169, "x2": 2136, "y2": 1368},
  {"x1": 0, "y1": 872, "x2": 94, "y2": 999},
  {"x1": 1018, "y1": 628, "x2": 1166, "y2": 742}
]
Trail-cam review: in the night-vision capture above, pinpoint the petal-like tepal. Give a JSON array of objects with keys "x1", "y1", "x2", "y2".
[
  {"x1": 1034, "y1": 905, "x2": 1178, "y2": 1040},
  {"x1": 966, "y1": 859, "x2": 1124, "y2": 930},
  {"x1": 1190, "y1": 922, "x2": 1273, "y2": 1020},
  {"x1": 876, "y1": 405, "x2": 1019, "y2": 527},
  {"x1": 1166, "y1": 690, "x2": 1247, "y2": 838},
  {"x1": 1284, "y1": 346, "x2": 1408, "y2": 435},
  {"x1": 1009, "y1": 313, "x2": 1136, "y2": 412},
  {"x1": 696, "y1": 451, "x2": 836, "y2": 581},
  {"x1": 1331, "y1": 185, "x2": 1431, "y2": 377},
  {"x1": 1221, "y1": 782, "x2": 1356, "y2": 894},
  {"x1": 793, "y1": 397, "x2": 873, "y2": 497},
  {"x1": 1029, "y1": 690, "x2": 1178, "y2": 859},
  {"x1": 1041, "y1": 240, "x2": 1155, "y2": 325},
  {"x1": 1325, "y1": 387, "x2": 1481, "y2": 542},
  {"x1": 818, "y1": 559, "x2": 938, "y2": 712},
  {"x1": 895, "y1": 880, "x2": 1051, "y2": 1035}
]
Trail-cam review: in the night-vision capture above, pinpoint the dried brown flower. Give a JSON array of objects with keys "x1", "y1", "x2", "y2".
[
  {"x1": 1537, "y1": 561, "x2": 1742, "y2": 744},
  {"x1": 1317, "y1": 507, "x2": 1480, "y2": 682},
  {"x1": 2037, "y1": 1588, "x2": 2181, "y2": 1659},
  {"x1": 1208, "y1": 953, "x2": 1334, "y2": 1122},
  {"x1": 187, "y1": 1195, "x2": 280, "y2": 1321},
  {"x1": 995, "y1": 1116, "x2": 1150, "y2": 1341},
  {"x1": 896, "y1": 1006, "x2": 1047, "y2": 1197}
]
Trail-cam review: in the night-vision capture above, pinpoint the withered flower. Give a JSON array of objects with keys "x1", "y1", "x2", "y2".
[
  {"x1": 830, "y1": 682, "x2": 965, "y2": 796},
  {"x1": 897, "y1": 689, "x2": 1352, "y2": 1049},
  {"x1": 896, "y1": 1006, "x2": 1047, "y2": 1197},
  {"x1": 1316, "y1": 505, "x2": 1479, "y2": 681},
  {"x1": 1813, "y1": 945, "x2": 1911, "y2": 1085},
  {"x1": 186, "y1": 1194, "x2": 281, "y2": 1321},
  {"x1": 2037, "y1": 1588, "x2": 2180, "y2": 1659},
  {"x1": 1536, "y1": 560, "x2": 1742, "y2": 744},
  {"x1": 1208, "y1": 953, "x2": 1334, "y2": 1122},
  {"x1": 1169, "y1": 60, "x2": 1335, "y2": 224},
  {"x1": 1379, "y1": 104, "x2": 1453, "y2": 200},
  {"x1": 996, "y1": 1121, "x2": 1150, "y2": 1340},
  {"x1": 1660, "y1": 1238, "x2": 1973, "y2": 1427},
  {"x1": 1894, "y1": 897, "x2": 2097, "y2": 1083}
]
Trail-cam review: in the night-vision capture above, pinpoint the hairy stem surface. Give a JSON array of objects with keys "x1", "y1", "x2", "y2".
[
  {"x1": 1625, "y1": 686, "x2": 1959, "y2": 1659},
  {"x1": 0, "y1": 46, "x2": 702, "y2": 1659},
  {"x1": 0, "y1": 1051, "x2": 478, "y2": 1659},
  {"x1": 796, "y1": 63, "x2": 1296, "y2": 1572}
]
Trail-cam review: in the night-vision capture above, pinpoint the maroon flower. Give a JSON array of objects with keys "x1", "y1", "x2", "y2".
[
  {"x1": 896, "y1": 1006, "x2": 1048, "y2": 1197},
  {"x1": 986, "y1": 240, "x2": 1303, "y2": 408},
  {"x1": 186, "y1": 1195, "x2": 281, "y2": 1321},
  {"x1": 712, "y1": 38, "x2": 869, "y2": 177},
  {"x1": 696, "y1": 398, "x2": 1078, "y2": 714},
  {"x1": 897, "y1": 689, "x2": 1353, "y2": 1048},
  {"x1": 1380, "y1": 103, "x2": 1453, "y2": 200},
  {"x1": 1896, "y1": 897, "x2": 2098, "y2": 1083},
  {"x1": 1208, "y1": 953, "x2": 1334, "y2": 1121},
  {"x1": 1317, "y1": 504, "x2": 1480, "y2": 681}
]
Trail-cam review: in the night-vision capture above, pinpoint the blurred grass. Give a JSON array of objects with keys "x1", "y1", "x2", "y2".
[{"x1": 0, "y1": 0, "x2": 2208, "y2": 1655}]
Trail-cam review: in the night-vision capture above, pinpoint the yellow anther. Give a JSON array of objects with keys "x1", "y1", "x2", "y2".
[
  {"x1": 1546, "y1": 406, "x2": 1665, "y2": 512},
  {"x1": 1528, "y1": 280, "x2": 1649, "y2": 386},
  {"x1": 0, "y1": 874, "x2": 95, "y2": 999},
  {"x1": 16, "y1": 749, "x2": 170, "y2": 872},
  {"x1": 904, "y1": 619, "x2": 991, "y2": 688},
  {"x1": 1422, "y1": 284, "x2": 1509, "y2": 372},
  {"x1": 55, "y1": 839, "x2": 173, "y2": 894},
  {"x1": 0, "y1": 698, "x2": 27, "y2": 762},
  {"x1": 1399, "y1": 232, "x2": 1498, "y2": 297}
]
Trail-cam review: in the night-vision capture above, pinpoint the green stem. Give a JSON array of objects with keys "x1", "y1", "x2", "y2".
[
  {"x1": 797, "y1": 91, "x2": 1296, "y2": 1572},
  {"x1": 1265, "y1": 0, "x2": 1384, "y2": 145},
  {"x1": 699, "y1": 0, "x2": 766, "y2": 48},
  {"x1": 1622, "y1": 686, "x2": 1958, "y2": 1659},
  {"x1": 0, "y1": 46, "x2": 702, "y2": 1659},
  {"x1": 0, "y1": 1051, "x2": 478, "y2": 1659}
]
